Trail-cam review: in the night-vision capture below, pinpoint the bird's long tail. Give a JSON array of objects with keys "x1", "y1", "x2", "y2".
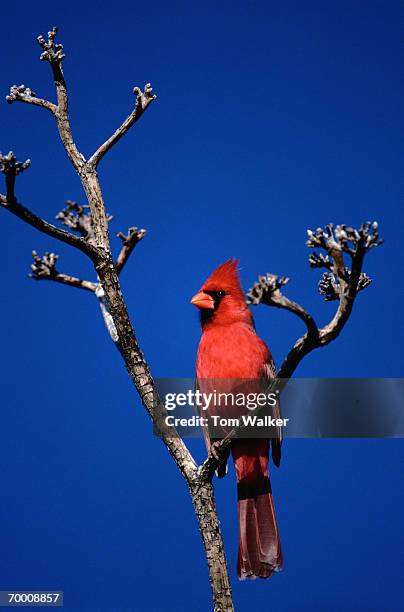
[{"x1": 232, "y1": 439, "x2": 283, "y2": 580}]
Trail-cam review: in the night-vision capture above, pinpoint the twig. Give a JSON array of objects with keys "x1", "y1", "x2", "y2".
[
  {"x1": 89, "y1": 84, "x2": 156, "y2": 167},
  {"x1": 247, "y1": 273, "x2": 319, "y2": 339},
  {"x1": 116, "y1": 227, "x2": 146, "y2": 274},
  {"x1": 37, "y1": 26, "x2": 84, "y2": 171},
  {"x1": 29, "y1": 251, "x2": 97, "y2": 292},
  {"x1": 6, "y1": 84, "x2": 57, "y2": 114},
  {"x1": 56, "y1": 200, "x2": 94, "y2": 237},
  {"x1": 0, "y1": 153, "x2": 99, "y2": 261},
  {"x1": 256, "y1": 222, "x2": 382, "y2": 379},
  {"x1": 0, "y1": 194, "x2": 100, "y2": 261},
  {"x1": 35, "y1": 27, "x2": 111, "y2": 250}
]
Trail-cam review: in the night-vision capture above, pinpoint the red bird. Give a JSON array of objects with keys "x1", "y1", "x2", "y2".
[{"x1": 191, "y1": 259, "x2": 283, "y2": 580}]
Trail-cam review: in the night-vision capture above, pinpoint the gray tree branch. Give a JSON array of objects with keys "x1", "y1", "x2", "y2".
[
  {"x1": 1, "y1": 28, "x2": 219, "y2": 607},
  {"x1": 36, "y1": 27, "x2": 110, "y2": 250},
  {"x1": 6, "y1": 85, "x2": 57, "y2": 114},
  {"x1": 88, "y1": 84, "x2": 156, "y2": 168},
  {"x1": 37, "y1": 27, "x2": 84, "y2": 172},
  {"x1": 115, "y1": 226, "x2": 147, "y2": 274},
  {"x1": 0, "y1": 153, "x2": 99, "y2": 261},
  {"x1": 3, "y1": 27, "x2": 197, "y2": 482},
  {"x1": 29, "y1": 250, "x2": 97, "y2": 292}
]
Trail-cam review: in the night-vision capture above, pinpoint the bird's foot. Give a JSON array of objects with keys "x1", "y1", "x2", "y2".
[{"x1": 209, "y1": 440, "x2": 224, "y2": 462}]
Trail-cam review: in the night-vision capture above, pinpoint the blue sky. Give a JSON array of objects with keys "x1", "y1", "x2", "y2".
[{"x1": 0, "y1": 1, "x2": 402, "y2": 611}]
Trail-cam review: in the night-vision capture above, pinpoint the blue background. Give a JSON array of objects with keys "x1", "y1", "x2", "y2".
[{"x1": 0, "y1": 1, "x2": 402, "y2": 610}]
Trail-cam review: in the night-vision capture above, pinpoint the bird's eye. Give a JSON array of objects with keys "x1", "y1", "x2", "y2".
[{"x1": 204, "y1": 289, "x2": 226, "y2": 302}]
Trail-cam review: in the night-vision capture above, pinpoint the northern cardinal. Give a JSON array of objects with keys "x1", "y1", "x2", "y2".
[{"x1": 191, "y1": 259, "x2": 283, "y2": 580}]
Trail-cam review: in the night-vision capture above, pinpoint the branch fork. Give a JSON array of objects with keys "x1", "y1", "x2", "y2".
[
  {"x1": 116, "y1": 226, "x2": 146, "y2": 274},
  {"x1": 247, "y1": 272, "x2": 318, "y2": 339},
  {"x1": 28, "y1": 250, "x2": 97, "y2": 292},
  {"x1": 55, "y1": 200, "x2": 113, "y2": 245},
  {"x1": 88, "y1": 83, "x2": 156, "y2": 167}
]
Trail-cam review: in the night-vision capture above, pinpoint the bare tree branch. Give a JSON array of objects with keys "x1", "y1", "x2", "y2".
[
  {"x1": 0, "y1": 153, "x2": 99, "y2": 261},
  {"x1": 0, "y1": 194, "x2": 99, "y2": 260},
  {"x1": 247, "y1": 273, "x2": 319, "y2": 339},
  {"x1": 55, "y1": 200, "x2": 113, "y2": 244},
  {"x1": 116, "y1": 226, "x2": 146, "y2": 274},
  {"x1": 88, "y1": 84, "x2": 156, "y2": 167},
  {"x1": 56, "y1": 200, "x2": 94, "y2": 238},
  {"x1": 36, "y1": 26, "x2": 84, "y2": 171},
  {"x1": 29, "y1": 251, "x2": 97, "y2": 292},
  {"x1": 2, "y1": 27, "x2": 232, "y2": 611},
  {"x1": 0, "y1": 150, "x2": 31, "y2": 199},
  {"x1": 277, "y1": 221, "x2": 383, "y2": 378},
  {"x1": 34, "y1": 27, "x2": 111, "y2": 251},
  {"x1": 6, "y1": 84, "x2": 57, "y2": 114},
  {"x1": 1, "y1": 150, "x2": 197, "y2": 480},
  {"x1": 247, "y1": 222, "x2": 383, "y2": 380}
]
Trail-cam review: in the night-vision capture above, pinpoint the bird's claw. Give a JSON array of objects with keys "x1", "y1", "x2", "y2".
[{"x1": 209, "y1": 440, "x2": 224, "y2": 462}]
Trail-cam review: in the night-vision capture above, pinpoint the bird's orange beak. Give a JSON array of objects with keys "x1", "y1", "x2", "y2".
[{"x1": 190, "y1": 291, "x2": 215, "y2": 310}]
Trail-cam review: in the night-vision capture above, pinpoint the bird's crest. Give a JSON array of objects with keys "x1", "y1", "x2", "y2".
[{"x1": 201, "y1": 258, "x2": 243, "y2": 295}]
